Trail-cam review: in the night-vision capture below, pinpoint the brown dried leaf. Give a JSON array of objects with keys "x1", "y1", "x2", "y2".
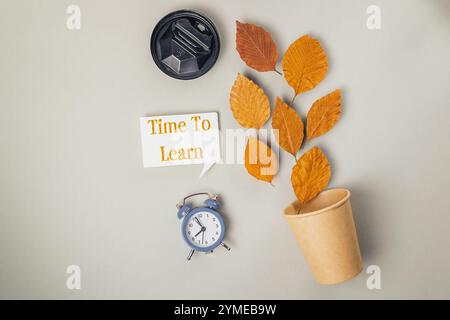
[
  {"x1": 282, "y1": 35, "x2": 328, "y2": 96},
  {"x1": 230, "y1": 73, "x2": 270, "y2": 129},
  {"x1": 291, "y1": 146, "x2": 331, "y2": 203},
  {"x1": 245, "y1": 136, "x2": 277, "y2": 183},
  {"x1": 236, "y1": 21, "x2": 278, "y2": 72},
  {"x1": 306, "y1": 90, "x2": 341, "y2": 140},
  {"x1": 272, "y1": 97, "x2": 304, "y2": 156}
]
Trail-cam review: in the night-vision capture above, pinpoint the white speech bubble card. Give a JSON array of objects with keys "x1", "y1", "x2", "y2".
[{"x1": 140, "y1": 112, "x2": 221, "y2": 176}]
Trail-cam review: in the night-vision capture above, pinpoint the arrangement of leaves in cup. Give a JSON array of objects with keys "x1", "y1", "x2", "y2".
[{"x1": 230, "y1": 21, "x2": 342, "y2": 207}]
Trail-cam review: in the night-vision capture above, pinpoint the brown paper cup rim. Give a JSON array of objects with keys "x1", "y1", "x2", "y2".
[{"x1": 284, "y1": 188, "x2": 351, "y2": 219}]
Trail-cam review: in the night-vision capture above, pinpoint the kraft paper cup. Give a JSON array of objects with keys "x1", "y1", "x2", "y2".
[{"x1": 284, "y1": 188, "x2": 363, "y2": 285}]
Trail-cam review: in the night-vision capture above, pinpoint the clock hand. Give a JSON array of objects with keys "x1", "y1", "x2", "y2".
[
  {"x1": 194, "y1": 217, "x2": 204, "y2": 228},
  {"x1": 194, "y1": 226, "x2": 206, "y2": 237},
  {"x1": 202, "y1": 230, "x2": 204, "y2": 244}
]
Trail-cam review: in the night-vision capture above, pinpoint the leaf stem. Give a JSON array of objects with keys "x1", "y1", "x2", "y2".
[
  {"x1": 290, "y1": 94, "x2": 297, "y2": 105},
  {"x1": 274, "y1": 68, "x2": 282, "y2": 76}
]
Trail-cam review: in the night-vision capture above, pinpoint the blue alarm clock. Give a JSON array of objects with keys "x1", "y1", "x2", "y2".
[{"x1": 177, "y1": 192, "x2": 230, "y2": 260}]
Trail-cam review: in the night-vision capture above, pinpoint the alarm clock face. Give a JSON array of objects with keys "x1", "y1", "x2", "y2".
[{"x1": 182, "y1": 207, "x2": 225, "y2": 252}]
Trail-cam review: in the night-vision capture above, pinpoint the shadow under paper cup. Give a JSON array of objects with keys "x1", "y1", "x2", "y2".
[{"x1": 284, "y1": 188, "x2": 363, "y2": 285}]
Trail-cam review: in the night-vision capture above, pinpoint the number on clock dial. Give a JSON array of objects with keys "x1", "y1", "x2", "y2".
[{"x1": 186, "y1": 212, "x2": 222, "y2": 248}]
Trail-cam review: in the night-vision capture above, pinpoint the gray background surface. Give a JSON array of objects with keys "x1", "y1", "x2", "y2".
[{"x1": 1, "y1": 0, "x2": 449, "y2": 299}]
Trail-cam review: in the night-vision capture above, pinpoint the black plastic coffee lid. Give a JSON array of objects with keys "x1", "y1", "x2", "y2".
[{"x1": 150, "y1": 10, "x2": 220, "y2": 80}]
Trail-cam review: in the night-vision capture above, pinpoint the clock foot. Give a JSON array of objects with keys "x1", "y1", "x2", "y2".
[
  {"x1": 221, "y1": 242, "x2": 231, "y2": 251},
  {"x1": 187, "y1": 249, "x2": 195, "y2": 261}
]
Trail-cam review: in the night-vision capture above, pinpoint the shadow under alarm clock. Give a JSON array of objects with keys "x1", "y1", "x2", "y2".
[{"x1": 177, "y1": 193, "x2": 230, "y2": 260}]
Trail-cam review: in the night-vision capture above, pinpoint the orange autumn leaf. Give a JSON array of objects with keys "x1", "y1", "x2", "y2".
[
  {"x1": 236, "y1": 21, "x2": 279, "y2": 72},
  {"x1": 245, "y1": 136, "x2": 277, "y2": 183},
  {"x1": 230, "y1": 73, "x2": 270, "y2": 129},
  {"x1": 306, "y1": 89, "x2": 341, "y2": 140},
  {"x1": 272, "y1": 97, "x2": 304, "y2": 156},
  {"x1": 282, "y1": 35, "x2": 328, "y2": 96},
  {"x1": 291, "y1": 146, "x2": 331, "y2": 203}
]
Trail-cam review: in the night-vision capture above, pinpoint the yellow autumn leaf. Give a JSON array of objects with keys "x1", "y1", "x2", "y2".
[
  {"x1": 306, "y1": 89, "x2": 341, "y2": 140},
  {"x1": 291, "y1": 146, "x2": 331, "y2": 203},
  {"x1": 230, "y1": 73, "x2": 270, "y2": 129},
  {"x1": 272, "y1": 97, "x2": 304, "y2": 156},
  {"x1": 245, "y1": 136, "x2": 277, "y2": 183},
  {"x1": 282, "y1": 35, "x2": 328, "y2": 96}
]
